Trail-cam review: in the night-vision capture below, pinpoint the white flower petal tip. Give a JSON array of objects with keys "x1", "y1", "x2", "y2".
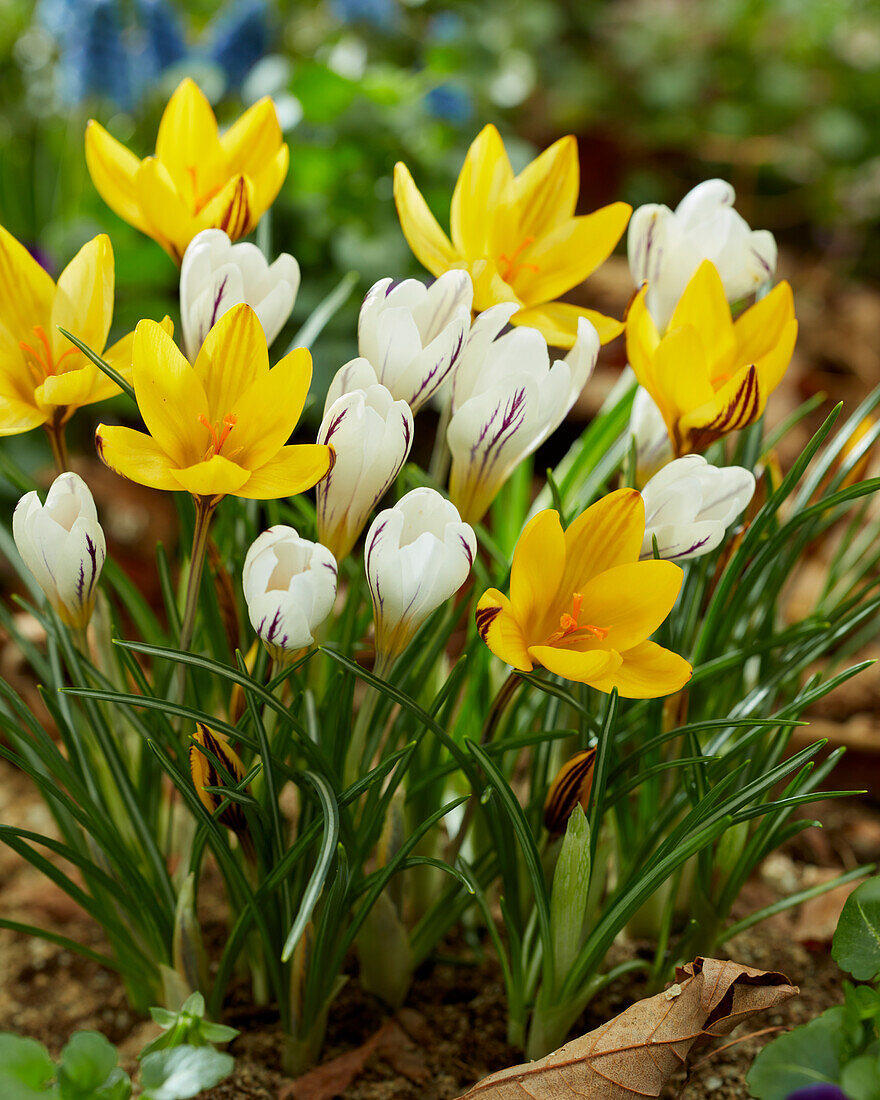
[
  {"x1": 180, "y1": 229, "x2": 301, "y2": 361},
  {"x1": 628, "y1": 179, "x2": 778, "y2": 331},
  {"x1": 640, "y1": 455, "x2": 756, "y2": 561},
  {"x1": 12, "y1": 472, "x2": 106, "y2": 629},
  {"x1": 365, "y1": 487, "x2": 476, "y2": 663},
  {"x1": 317, "y1": 383, "x2": 414, "y2": 561},
  {"x1": 242, "y1": 526, "x2": 337, "y2": 661},
  {"x1": 357, "y1": 271, "x2": 474, "y2": 413},
  {"x1": 448, "y1": 311, "x2": 599, "y2": 525}
]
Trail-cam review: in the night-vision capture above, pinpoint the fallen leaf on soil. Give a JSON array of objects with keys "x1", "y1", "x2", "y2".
[
  {"x1": 457, "y1": 957, "x2": 797, "y2": 1099},
  {"x1": 280, "y1": 1017, "x2": 429, "y2": 1100}
]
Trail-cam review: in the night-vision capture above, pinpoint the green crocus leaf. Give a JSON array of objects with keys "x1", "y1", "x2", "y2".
[
  {"x1": 833, "y1": 876, "x2": 880, "y2": 981},
  {"x1": 747, "y1": 1006, "x2": 846, "y2": 1099}
]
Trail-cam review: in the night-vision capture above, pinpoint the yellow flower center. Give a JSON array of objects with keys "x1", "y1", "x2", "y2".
[
  {"x1": 498, "y1": 236, "x2": 540, "y2": 284},
  {"x1": 547, "y1": 592, "x2": 608, "y2": 646},
  {"x1": 19, "y1": 326, "x2": 77, "y2": 385},
  {"x1": 199, "y1": 413, "x2": 241, "y2": 461}
]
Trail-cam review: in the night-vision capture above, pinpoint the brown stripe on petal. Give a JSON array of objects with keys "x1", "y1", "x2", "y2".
[
  {"x1": 190, "y1": 723, "x2": 249, "y2": 836},
  {"x1": 218, "y1": 178, "x2": 253, "y2": 241},
  {"x1": 475, "y1": 604, "x2": 502, "y2": 641},
  {"x1": 543, "y1": 748, "x2": 597, "y2": 835},
  {"x1": 687, "y1": 365, "x2": 760, "y2": 453}
]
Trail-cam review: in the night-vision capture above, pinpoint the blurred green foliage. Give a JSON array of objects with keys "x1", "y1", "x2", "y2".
[{"x1": 1, "y1": 0, "x2": 879, "y2": 410}]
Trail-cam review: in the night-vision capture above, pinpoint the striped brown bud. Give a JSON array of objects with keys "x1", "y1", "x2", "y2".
[
  {"x1": 189, "y1": 723, "x2": 249, "y2": 837},
  {"x1": 543, "y1": 748, "x2": 597, "y2": 835}
]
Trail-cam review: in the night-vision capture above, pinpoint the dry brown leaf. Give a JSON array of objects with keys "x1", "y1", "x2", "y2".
[
  {"x1": 457, "y1": 957, "x2": 797, "y2": 1099},
  {"x1": 280, "y1": 1017, "x2": 428, "y2": 1100}
]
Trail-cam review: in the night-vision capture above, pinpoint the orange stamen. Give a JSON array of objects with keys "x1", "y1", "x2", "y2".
[
  {"x1": 18, "y1": 325, "x2": 78, "y2": 383},
  {"x1": 547, "y1": 592, "x2": 608, "y2": 645},
  {"x1": 498, "y1": 236, "x2": 540, "y2": 283},
  {"x1": 199, "y1": 413, "x2": 238, "y2": 460}
]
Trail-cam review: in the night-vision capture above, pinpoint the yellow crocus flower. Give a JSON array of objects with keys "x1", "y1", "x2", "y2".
[
  {"x1": 96, "y1": 303, "x2": 332, "y2": 502},
  {"x1": 85, "y1": 78, "x2": 289, "y2": 264},
  {"x1": 475, "y1": 489, "x2": 691, "y2": 698},
  {"x1": 393, "y1": 124, "x2": 631, "y2": 348},
  {"x1": 0, "y1": 225, "x2": 132, "y2": 457},
  {"x1": 627, "y1": 260, "x2": 797, "y2": 456}
]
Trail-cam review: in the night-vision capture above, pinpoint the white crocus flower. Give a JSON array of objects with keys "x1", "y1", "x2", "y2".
[
  {"x1": 357, "y1": 271, "x2": 473, "y2": 412},
  {"x1": 365, "y1": 488, "x2": 476, "y2": 665},
  {"x1": 13, "y1": 472, "x2": 106, "y2": 628},
  {"x1": 180, "y1": 229, "x2": 300, "y2": 361},
  {"x1": 317, "y1": 384, "x2": 414, "y2": 561},
  {"x1": 640, "y1": 455, "x2": 755, "y2": 561},
  {"x1": 447, "y1": 308, "x2": 599, "y2": 524},
  {"x1": 630, "y1": 384, "x2": 673, "y2": 485},
  {"x1": 323, "y1": 357, "x2": 381, "y2": 416},
  {"x1": 243, "y1": 526, "x2": 337, "y2": 661},
  {"x1": 628, "y1": 179, "x2": 777, "y2": 332}
]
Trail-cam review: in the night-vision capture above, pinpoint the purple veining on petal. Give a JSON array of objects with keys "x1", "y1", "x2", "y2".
[
  {"x1": 459, "y1": 533, "x2": 474, "y2": 567},
  {"x1": 402, "y1": 412, "x2": 412, "y2": 451},
  {"x1": 751, "y1": 245, "x2": 772, "y2": 278},
  {"x1": 468, "y1": 387, "x2": 528, "y2": 483},
  {"x1": 84, "y1": 534, "x2": 99, "y2": 597},
  {"x1": 210, "y1": 274, "x2": 229, "y2": 327},
  {"x1": 262, "y1": 607, "x2": 283, "y2": 644},
  {"x1": 365, "y1": 520, "x2": 387, "y2": 606},
  {"x1": 409, "y1": 328, "x2": 463, "y2": 406}
]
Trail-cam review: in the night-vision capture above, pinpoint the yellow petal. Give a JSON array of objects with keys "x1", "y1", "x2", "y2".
[
  {"x1": 37, "y1": 366, "x2": 113, "y2": 410},
  {"x1": 678, "y1": 362, "x2": 761, "y2": 453},
  {"x1": 0, "y1": 222, "x2": 55, "y2": 344},
  {"x1": 559, "y1": 488, "x2": 645, "y2": 598},
  {"x1": 194, "y1": 303, "x2": 268, "y2": 420},
  {"x1": 475, "y1": 589, "x2": 532, "y2": 672},
  {"x1": 195, "y1": 174, "x2": 257, "y2": 243},
  {"x1": 753, "y1": 318, "x2": 798, "y2": 396},
  {"x1": 50, "y1": 234, "x2": 114, "y2": 365},
  {"x1": 220, "y1": 97, "x2": 283, "y2": 180},
  {"x1": 251, "y1": 144, "x2": 289, "y2": 222},
  {"x1": 450, "y1": 124, "x2": 514, "y2": 257},
  {"x1": 468, "y1": 258, "x2": 522, "y2": 314},
  {"x1": 526, "y1": 645, "x2": 622, "y2": 685},
  {"x1": 134, "y1": 157, "x2": 194, "y2": 262},
  {"x1": 237, "y1": 444, "x2": 333, "y2": 500},
  {"x1": 132, "y1": 319, "x2": 208, "y2": 467},
  {"x1": 509, "y1": 510, "x2": 566, "y2": 643},
  {"x1": 514, "y1": 203, "x2": 632, "y2": 308},
  {"x1": 579, "y1": 560, "x2": 682, "y2": 653},
  {"x1": 507, "y1": 134, "x2": 580, "y2": 240},
  {"x1": 668, "y1": 260, "x2": 735, "y2": 372},
  {"x1": 96, "y1": 424, "x2": 181, "y2": 490},
  {"x1": 652, "y1": 324, "x2": 714, "y2": 434},
  {"x1": 587, "y1": 639, "x2": 692, "y2": 699},
  {"x1": 393, "y1": 162, "x2": 459, "y2": 276},
  {"x1": 231, "y1": 346, "x2": 312, "y2": 469},
  {"x1": 171, "y1": 454, "x2": 250, "y2": 497},
  {"x1": 84, "y1": 120, "x2": 150, "y2": 234},
  {"x1": 733, "y1": 281, "x2": 795, "y2": 365},
  {"x1": 155, "y1": 78, "x2": 222, "y2": 199},
  {"x1": 0, "y1": 395, "x2": 49, "y2": 435},
  {"x1": 625, "y1": 286, "x2": 661, "y2": 393},
  {"x1": 103, "y1": 329, "x2": 136, "y2": 383},
  {"x1": 513, "y1": 302, "x2": 623, "y2": 349}
]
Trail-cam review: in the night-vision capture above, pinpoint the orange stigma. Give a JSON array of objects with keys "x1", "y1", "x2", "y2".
[
  {"x1": 199, "y1": 413, "x2": 238, "y2": 459},
  {"x1": 18, "y1": 325, "x2": 77, "y2": 384},
  {"x1": 548, "y1": 592, "x2": 608, "y2": 645},
  {"x1": 498, "y1": 236, "x2": 539, "y2": 283},
  {"x1": 186, "y1": 166, "x2": 221, "y2": 214}
]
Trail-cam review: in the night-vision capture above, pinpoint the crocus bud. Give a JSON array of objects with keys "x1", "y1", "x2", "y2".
[
  {"x1": 543, "y1": 749, "x2": 597, "y2": 836},
  {"x1": 628, "y1": 179, "x2": 777, "y2": 332},
  {"x1": 12, "y1": 472, "x2": 106, "y2": 628},
  {"x1": 448, "y1": 311, "x2": 599, "y2": 524},
  {"x1": 324, "y1": 357, "x2": 380, "y2": 416},
  {"x1": 640, "y1": 455, "x2": 755, "y2": 561},
  {"x1": 189, "y1": 724, "x2": 249, "y2": 837},
  {"x1": 629, "y1": 384, "x2": 673, "y2": 486},
  {"x1": 242, "y1": 526, "x2": 337, "y2": 661},
  {"x1": 180, "y1": 228, "x2": 300, "y2": 361},
  {"x1": 357, "y1": 271, "x2": 473, "y2": 412},
  {"x1": 317, "y1": 384, "x2": 414, "y2": 561},
  {"x1": 365, "y1": 487, "x2": 476, "y2": 664}
]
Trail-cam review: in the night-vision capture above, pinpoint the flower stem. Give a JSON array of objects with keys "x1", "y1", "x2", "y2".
[
  {"x1": 45, "y1": 417, "x2": 70, "y2": 476},
  {"x1": 179, "y1": 496, "x2": 217, "y2": 655}
]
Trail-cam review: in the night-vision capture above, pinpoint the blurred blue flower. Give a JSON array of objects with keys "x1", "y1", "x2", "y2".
[
  {"x1": 426, "y1": 12, "x2": 465, "y2": 43},
  {"x1": 55, "y1": 0, "x2": 133, "y2": 108},
  {"x1": 136, "y1": 0, "x2": 187, "y2": 76},
  {"x1": 785, "y1": 1086, "x2": 848, "y2": 1100},
  {"x1": 425, "y1": 83, "x2": 473, "y2": 125},
  {"x1": 206, "y1": 0, "x2": 269, "y2": 89},
  {"x1": 330, "y1": 0, "x2": 399, "y2": 32}
]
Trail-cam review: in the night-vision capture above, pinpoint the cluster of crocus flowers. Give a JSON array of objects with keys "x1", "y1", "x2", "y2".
[
  {"x1": 0, "y1": 226, "x2": 132, "y2": 460},
  {"x1": 476, "y1": 489, "x2": 692, "y2": 697},
  {"x1": 626, "y1": 260, "x2": 797, "y2": 456},
  {"x1": 447, "y1": 304, "x2": 599, "y2": 524},
  {"x1": 394, "y1": 124, "x2": 631, "y2": 348},
  {"x1": 96, "y1": 304, "x2": 331, "y2": 501},
  {"x1": 242, "y1": 526, "x2": 338, "y2": 662},
  {"x1": 179, "y1": 228, "x2": 300, "y2": 361},
  {"x1": 86, "y1": 78, "x2": 289, "y2": 263},
  {"x1": 13, "y1": 473, "x2": 106, "y2": 630}
]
